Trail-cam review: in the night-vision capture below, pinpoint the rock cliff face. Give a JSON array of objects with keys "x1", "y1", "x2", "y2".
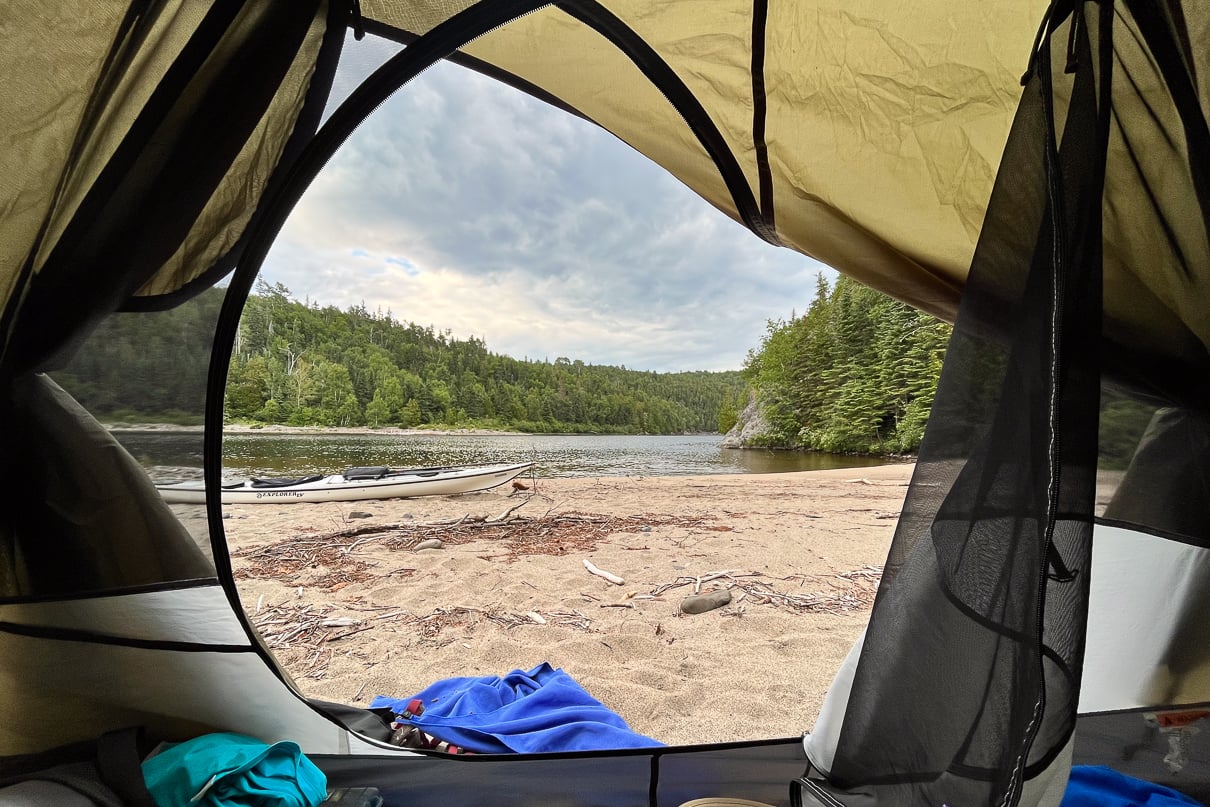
[{"x1": 720, "y1": 392, "x2": 777, "y2": 448}]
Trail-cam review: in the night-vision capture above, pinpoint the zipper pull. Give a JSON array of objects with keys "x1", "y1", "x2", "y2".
[
  {"x1": 1065, "y1": 4, "x2": 1084, "y2": 74},
  {"x1": 349, "y1": 0, "x2": 366, "y2": 41}
]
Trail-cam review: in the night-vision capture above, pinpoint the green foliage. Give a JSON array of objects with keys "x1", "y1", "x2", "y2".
[
  {"x1": 364, "y1": 390, "x2": 391, "y2": 428},
  {"x1": 399, "y1": 398, "x2": 423, "y2": 427},
  {"x1": 743, "y1": 275, "x2": 950, "y2": 455},
  {"x1": 716, "y1": 388, "x2": 740, "y2": 434},
  {"x1": 1098, "y1": 388, "x2": 1156, "y2": 469},
  {"x1": 53, "y1": 287, "x2": 225, "y2": 418},
  {"x1": 55, "y1": 280, "x2": 744, "y2": 435},
  {"x1": 256, "y1": 398, "x2": 282, "y2": 422}
]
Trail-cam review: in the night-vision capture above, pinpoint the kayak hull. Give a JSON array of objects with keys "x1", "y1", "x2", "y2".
[{"x1": 157, "y1": 462, "x2": 533, "y2": 504}]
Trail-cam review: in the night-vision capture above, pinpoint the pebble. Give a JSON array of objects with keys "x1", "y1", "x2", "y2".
[
  {"x1": 414, "y1": 538, "x2": 444, "y2": 551},
  {"x1": 680, "y1": 588, "x2": 732, "y2": 614},
  {"x1": 348, "y1": 511, "x2": 374, "y2": 519}
]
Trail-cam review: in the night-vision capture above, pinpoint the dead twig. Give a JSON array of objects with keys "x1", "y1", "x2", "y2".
[{"x1": 647, "y1": 566, "x2": 882, "y2": 615}]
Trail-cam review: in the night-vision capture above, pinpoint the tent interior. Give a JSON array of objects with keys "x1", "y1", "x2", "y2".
[{"x1": 1, "y1": 1, "x2": 1208, "y2": 805}]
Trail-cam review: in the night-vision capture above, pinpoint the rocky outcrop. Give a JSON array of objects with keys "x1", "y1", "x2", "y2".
[{"x1": 721, "y1": 392, "x2": 777, "y2": 448}]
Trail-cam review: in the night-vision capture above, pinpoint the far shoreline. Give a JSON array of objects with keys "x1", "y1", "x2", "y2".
[
  {"x1": 106, "y1": 422, "x2": 529, "y2": 437},
  {"x1": 104, "y1": 422, "x2": 738, "y2": 441},
  {"x1": 104, "y1": 422, "x2": 918, "y2": 466}
]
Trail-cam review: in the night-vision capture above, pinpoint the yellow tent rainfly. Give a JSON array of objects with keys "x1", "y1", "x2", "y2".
[{"x1": 0, "y1": 2, "x2": 1207, "y2": 806}]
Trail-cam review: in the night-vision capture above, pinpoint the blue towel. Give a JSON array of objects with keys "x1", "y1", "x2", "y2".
[
  {"x1": 141, "y1": 732, "x2": 327, "y2": 807},
  {"x1": 371, "y1": 662, "x2": 664, "y2": 753},
  {"x1": 1061, "y1": 766, "x2": 1204, "y2": 807}
]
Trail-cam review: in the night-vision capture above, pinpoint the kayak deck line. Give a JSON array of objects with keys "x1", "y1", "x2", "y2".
[{"x1": 156, "y1": 462, "x2": 534, "y2": 504}]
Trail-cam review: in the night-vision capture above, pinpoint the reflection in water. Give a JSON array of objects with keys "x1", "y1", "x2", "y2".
[{"x1": 113, "y1": 429, "x2": 903, "y2": 481}]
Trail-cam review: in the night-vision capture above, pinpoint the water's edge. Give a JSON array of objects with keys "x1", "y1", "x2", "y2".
[{"x1": 112, "y1": 430, "x2": 898, "y2": 481}]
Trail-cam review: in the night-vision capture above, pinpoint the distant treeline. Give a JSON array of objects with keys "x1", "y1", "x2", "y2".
[
  {"x1": 741, "y1": 275, "x2": 951, "y2": 454},
  {"x1": 54, "y1": 276, "x2": 1157, "y2": 460},
  {"x1": 55, "y1": 282, "x2": 745, "y2": 435},
  {"x1": 55, "y1": 288, "x2": 222, "y2": 425}
]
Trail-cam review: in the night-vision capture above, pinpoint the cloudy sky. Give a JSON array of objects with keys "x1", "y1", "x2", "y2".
[{"x1": 261, "y1": 38, "x2": 831, "y2": 373}]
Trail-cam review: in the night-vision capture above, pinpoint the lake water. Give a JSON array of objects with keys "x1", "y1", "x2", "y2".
[{"x1": 113, "y1": 430, "x2": 900, "y2": 480}]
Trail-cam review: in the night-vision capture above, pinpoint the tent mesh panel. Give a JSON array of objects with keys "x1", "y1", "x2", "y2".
[
  {"x1": 813, "y1": 5, "x2": 1103, "y2": 805},
  {"x1": 809, "y1": 2, "x2": 1210, "y2": 805}
]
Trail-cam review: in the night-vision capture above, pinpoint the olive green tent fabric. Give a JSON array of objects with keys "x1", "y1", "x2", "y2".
[
  {"x1": 0, "y1": 0, "x2": 333, "y2": 373},
  {"x1": 0, "y1": 374, "x2": 213, "y2": 598},
  {"x1": 0, "y1": 1, "x2": 1205, "y2": 799},
  {"x1": 127, "y1": 9, "x2": 331, "y2": 301},
  {"x1": 3, "y1": 1, "x2": 1207, "y2": 386}
]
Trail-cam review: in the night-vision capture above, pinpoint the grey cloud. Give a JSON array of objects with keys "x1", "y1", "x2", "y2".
[{"x1": 265, "y1": 57, "x2": 830, "y2": 371}]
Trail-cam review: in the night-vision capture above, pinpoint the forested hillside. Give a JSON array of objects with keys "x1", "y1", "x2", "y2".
[
  {"x1": 741, "y1": 275, "x2": 951, "y2": 454},
  {"x1": 55, "y1": 282, "x2": 743, "y2": 434},
  {"x1": 54, "y1": 288, "x2": 223, "y2": 423}
]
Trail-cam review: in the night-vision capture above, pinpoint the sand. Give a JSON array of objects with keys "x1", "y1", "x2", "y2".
[{"x1": 178, "y1": 463, "x2": 912, "y2": 747}]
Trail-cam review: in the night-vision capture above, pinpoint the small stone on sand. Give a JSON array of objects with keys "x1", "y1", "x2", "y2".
[{"x1": 680, "y1": 588, "x2": 732, "y2": 614}]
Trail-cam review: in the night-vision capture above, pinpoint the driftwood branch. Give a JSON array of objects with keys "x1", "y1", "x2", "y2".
[
  {"x1": 583, "y1": 559, "x2": 625, "y2": 585},
  {"x1": 490, "y1": 498, "x2": 531, "y2": 523}
]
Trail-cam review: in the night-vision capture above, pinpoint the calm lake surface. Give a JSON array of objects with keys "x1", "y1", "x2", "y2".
[{"x1": 113, "y1": 430, "x2": 899, "y2": 480}]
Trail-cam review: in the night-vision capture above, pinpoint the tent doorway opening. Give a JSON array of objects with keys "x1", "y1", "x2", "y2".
[{"x1": 49, "y1": 36, "x2": 911, "y2": 750}]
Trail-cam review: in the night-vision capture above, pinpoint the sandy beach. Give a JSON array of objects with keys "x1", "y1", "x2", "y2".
[{"x1": 178, "y1": 463, "x2": 912, "y2": 747}]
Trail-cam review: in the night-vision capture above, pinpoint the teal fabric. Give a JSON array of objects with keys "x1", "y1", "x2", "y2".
[{"x1": 141, "y1": 733, "x2": 327, "y2": 807}]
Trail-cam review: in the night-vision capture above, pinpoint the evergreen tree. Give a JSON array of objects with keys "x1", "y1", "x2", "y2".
[
  {"x1": 743, "y1": 275, "x2": 951, "y2": 454},
  {"x1": 399, "y1": 398, "x2": 423, "y2": 427},
  {"x1": 365, "y1": 390, "x2": 391, "y2": 428}
]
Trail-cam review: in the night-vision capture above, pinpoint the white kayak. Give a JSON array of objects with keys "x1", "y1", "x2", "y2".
[{"x1": 156, "y1": 461, "x2": 533, "y2": 504}]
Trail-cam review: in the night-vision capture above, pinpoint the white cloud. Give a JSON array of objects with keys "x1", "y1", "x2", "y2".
[{"x1": 263, "y1": 50, "x2": 831, "y2": 372}]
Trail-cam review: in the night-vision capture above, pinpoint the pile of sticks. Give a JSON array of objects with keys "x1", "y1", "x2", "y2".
[
  {"x1": 401, "y1": 605, "x2": 595, "y2": 638},
  {"x1": 249, "y1": 600, "x2": 598, "y2": 664},
  {"x1": 233, "y1": 538, "x2": 391, "y2": 590},
  {"x1": 495, "y1": 512, "x2": 717, "y2": 559},
  {"x1": 647, "y1": 565, "x2": 883, "y2": 615},
  {"x1": 232, "y1": 509, "x2": 720, "y2": 577},
  {"x1": 251, "y1": 602, "x2": 373, "y2": 678}
]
